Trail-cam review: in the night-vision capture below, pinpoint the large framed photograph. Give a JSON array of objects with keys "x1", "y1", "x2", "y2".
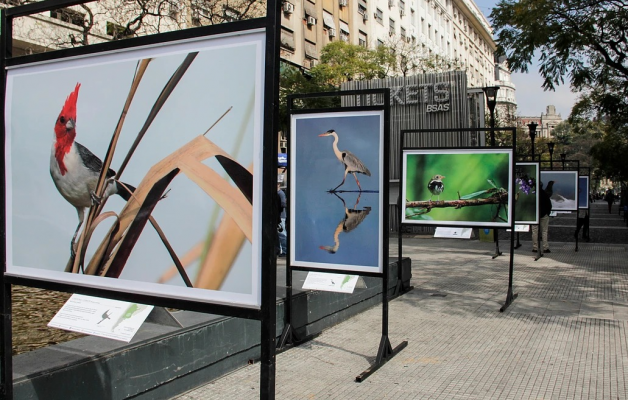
[
  {"x1": 515, "y1": 162, "x2": 540, "y2": 224},
  {"x1": 290, "y1": 111, "x2": 384, "y2": 274},
  {"x1": 402, "y1": 148, "x2": 513, "y2": 228},
  {"x1": 4, "y1": 30, "x2": 265, "y2": 308},
  {"x1": 540, "y1": 171, "x2": 579, "y2": 211},
  {"x1": 579, "y1": 176, "x2": 590, "y2": 209}
]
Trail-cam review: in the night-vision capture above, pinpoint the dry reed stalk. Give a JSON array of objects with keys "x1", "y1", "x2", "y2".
[
  {"x1": 86, "y1": 136, "x2": 252, "y2": 278},
  {"x1": 70, "y1": 59, "x2": 151, "y2": 273},
  {"x1": 194, "y1": 214, "x2": 247, "y2": 289},
  {"x1": 158, "y1": 162, "x2": 253, "y2": 287}
]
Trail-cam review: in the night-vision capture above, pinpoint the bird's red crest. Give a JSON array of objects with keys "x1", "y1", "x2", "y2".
[
  {"x1": 61, "y1": 83, "x2": 80, "y2": 120},
  {"x1": 54, "y1": 83, "x2": 81, "y2": 175}
]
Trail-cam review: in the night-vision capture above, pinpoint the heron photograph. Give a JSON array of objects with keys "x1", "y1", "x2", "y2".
[
  {"x1": 289, "y1": 111, "x2": 384, "y2": 273},
  {"x1": 402, "y1": 148, "x2": 513, "y2": 227}
]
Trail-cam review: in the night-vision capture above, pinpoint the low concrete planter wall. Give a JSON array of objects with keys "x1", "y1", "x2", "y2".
[{"x1": 13, "y1": 258, "x2": 411, "y2": 400}]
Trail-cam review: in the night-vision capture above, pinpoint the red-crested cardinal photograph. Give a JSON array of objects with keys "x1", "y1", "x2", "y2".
[{"x1": 4, "y1": 31, "x2": 265, "y2": 307}]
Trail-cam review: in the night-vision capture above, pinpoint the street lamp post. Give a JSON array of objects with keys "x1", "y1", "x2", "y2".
[
  {"x1": 483, "y1": 86, "x2": 500, "y2": 146},
  {"x1": 483, "y1": 86, "x2": 502, "y2": 259},
  {"x1": 527, "y1": 122, "x2": 538, "y2": 159},
  {"x1": 547, "y1": 142, "x2": 555, "y2": 170},
  {"x1": 560, "y1": 153, "x2": 567, "y2": 170}
]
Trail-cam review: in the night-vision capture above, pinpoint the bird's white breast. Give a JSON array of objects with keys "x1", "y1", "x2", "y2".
[{"x1": 50, "y1": 142, "x2": 99, "y2": 208}]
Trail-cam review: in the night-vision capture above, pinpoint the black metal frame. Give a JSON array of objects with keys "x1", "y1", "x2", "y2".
[
  {"x1": 512, "y1": 160, "x2": 541, "y2": 254},
  {"x1": 1, "y1": 1, "x2": 281, "y2": 398},
  {"x1": 399, "y1": 127, "x2": 519, "y2": 312},
  {"x1": 540, "y1": 163, "x2": 580, "y2": 254},
  {"x1": 280, "y1": 89, "x2": 408, "y2": 382},
  {"x1": 576, "y1": 167, "x2": 591, "y2": 252}
]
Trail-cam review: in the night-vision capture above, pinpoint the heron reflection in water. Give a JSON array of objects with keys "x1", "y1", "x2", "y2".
[{"x1": 319, "y1": 192, "x2": 371, "y2": 254}]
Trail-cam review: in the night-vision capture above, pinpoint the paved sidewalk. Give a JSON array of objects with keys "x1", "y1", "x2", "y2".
[{"x1": 176, "y1": 206, "x2": 628, "y2": 399}]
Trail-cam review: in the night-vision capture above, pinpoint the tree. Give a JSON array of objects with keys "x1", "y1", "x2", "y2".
[
  {"x1": 13, "y1": 0, "x2": 263, "y2": 51},
  {"x1": 383, "y1": 36, "x2": 465, "y2": 77},
  {"x1": 491, "y1": 0, "x2": 628, "y2": 182},
  {"x1": 310, "y1": 41, "x2": 392, "y2": 87},
  {"x1": 490, "y1": 0, "x2": 628, "y2": 92}
]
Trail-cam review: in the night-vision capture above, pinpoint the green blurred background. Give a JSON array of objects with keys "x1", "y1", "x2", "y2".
[
  {"x1": 514, "y1": 163, "x2": 539, "y2": 223},
  {"x1": 405, "y1": 151, "x2": 510, "y2": 223}
]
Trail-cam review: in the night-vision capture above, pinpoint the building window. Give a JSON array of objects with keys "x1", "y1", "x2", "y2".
[
  {"x1": 358, "y1": 0, "x2": 368, "y2": 16},
  {"x1": 375, "y1": 8, "x2": 384, "y2": 25},
  {"x1": 51, "y1": 8, "x2": 85, "y2": 27},
  {"x1": 400, "y1": 26, "x2": 406, "y2": 40},
  {"x1": 359, "y1": 31, "x2": 368, "y2": 47},
  {"x1": 280, "y1": 28, "x2": 295, "y2": 51},
  {"x1": 106, "y1": 22, "x2": 131, "y2": 39},
  {"x1": 223, "y1": 6, "x2": 241, "y2": 22},
  {"x1": 389, "y1": 18, "x2": 396, "y2": 36}
]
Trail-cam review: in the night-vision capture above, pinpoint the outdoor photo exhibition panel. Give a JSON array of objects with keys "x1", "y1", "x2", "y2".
[
  {"x1": 290, "y1": 110, "x2": 385, "y2": 275},
  {"x1": 284, "y1": 90, "x2": 407, "y2": 382},
  {"x1": 399, "y1": 127, "x2": 517, "y2": 312},
  {"x1": 2, "y1": 0, "x2": 281, "y2": 398},
  {"x1": 4, "y1": 26, "x2": 266, "y2": 309},
  {"x1": 402, "y1": 148, "x2": 514, "y2": 228},
  {"x1": 579, "y1": 175, "x2": 590, "y2": 209},
  {"x1": 515, "y1": 162, "x2": 540, "y2": 225},
  {"x1": 540, "y1": 170, "x2": 579, "y2": 212}
]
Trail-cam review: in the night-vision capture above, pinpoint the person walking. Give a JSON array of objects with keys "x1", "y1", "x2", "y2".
[
  {"x1": 277, "y1": 182, "x2": 287, "y2": 257},
  {"x1": 532, "y1": 182, "x2": 553, "y2": 253},
  {"x1": 605, "y1": 189, "x2": 615, "y2": 214}
]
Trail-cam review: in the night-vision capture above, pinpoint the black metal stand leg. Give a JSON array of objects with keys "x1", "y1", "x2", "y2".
[
  {"x1": 514, "y1": 232, "x2": 521, "y2": 249},
  {"x1": 1, "y1": 282, "x2": 12, "y2": 400},
  {"x1": 355, "y1": 335, "x2": 408, "y2": 382},
  {"x1": 492, "y1": 229, "x2": 503, "y2": 259},
  {"x1": 356, "y1": 254, "x2": 407, "y2": 383},
  {"x1": 500, "y1": 230, "x2": 518, "y2": 312}
]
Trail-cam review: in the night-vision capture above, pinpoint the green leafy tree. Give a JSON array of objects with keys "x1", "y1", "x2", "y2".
[
  {"x1": 310, "y1": 41, "x2": 393, "y2": 87},
  {"x1": 490, "y1": 0, "x2": 628, "y2": 92},
  {"x1": 491, "y1": 0, "x2": 628, "y2": 181}
]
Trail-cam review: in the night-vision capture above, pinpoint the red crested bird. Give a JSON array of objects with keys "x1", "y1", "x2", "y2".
[
  {"x1": 50, "y1": 83, "x2": 135, "y2": 256},
  {"x1": 318, "y1": 129, "x2": 371, "y2": 192},
  {"x1": 427, "y1": 174, "x2": 445, "y2": 201}
]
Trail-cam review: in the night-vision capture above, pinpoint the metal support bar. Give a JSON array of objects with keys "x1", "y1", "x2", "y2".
[
  {"x1": 499, "y1": 230, "x2": 518, "y2": 312},
  {"x1": 492, "y1": 229, "x2": 503, "y2": 259},
  {"x1": 514, "y1": 232, "x2": 521, "y2": 249},
  {"x1": 355, "y1": 335, "x2": 408, "y2": 382}
]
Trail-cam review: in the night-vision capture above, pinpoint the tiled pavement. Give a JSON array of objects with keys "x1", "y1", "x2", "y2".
[{"x1": 176, "y1": 203, "x2": 628, "y2": 399}]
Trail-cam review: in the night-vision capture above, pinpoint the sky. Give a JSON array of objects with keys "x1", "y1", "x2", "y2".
[{"x1": 474, "y1": 0, "x2": 580, "y2": 118}]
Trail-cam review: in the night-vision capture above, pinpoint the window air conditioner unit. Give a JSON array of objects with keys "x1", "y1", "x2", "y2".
[
  {"x1": 339, "y1": 0, "x2": 347, "y2": 6},
  {"x1": 307, "y1": 16, "x2": 316, "y2": 25},
  {"x1": 283, "y1": 2, "x2": 294, "y2": 14},
  {"x1": 310, "y1": 59, "x2": 318, "y2": 67},
  {"x1": 363, "y1": 13, "x2": 369, "y2": 21},
  {"x1": 388, "y1": 0, "x2": 395, "y2": 7},
  {"x1": 400, "y1": 9, "x2": 405, "y2": 16},
  {"x1": 406, "y1": 36, "x2": 412, "y2": 43},
  {"x1": 329, "y1": 28, "x2": 337, "y2": 37}
]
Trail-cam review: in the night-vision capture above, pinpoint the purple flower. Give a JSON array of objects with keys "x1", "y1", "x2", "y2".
[{"x1": 516, "y1": 175, "x2": 536, "y2": 195}]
